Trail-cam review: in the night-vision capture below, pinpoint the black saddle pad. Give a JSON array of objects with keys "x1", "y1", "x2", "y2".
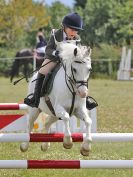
[{"x1": 41, "y1": 64, "x2": 61, "y2": 96}]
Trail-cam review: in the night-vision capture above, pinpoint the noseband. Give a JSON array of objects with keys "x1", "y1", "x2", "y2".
[{"x1": 71, "y1": 61, "x2": 89, "y2": 88}]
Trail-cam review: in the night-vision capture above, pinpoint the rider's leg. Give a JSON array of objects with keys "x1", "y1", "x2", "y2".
[{"x1": 24, "y1": 59, "x2": 57, "y2": 108}]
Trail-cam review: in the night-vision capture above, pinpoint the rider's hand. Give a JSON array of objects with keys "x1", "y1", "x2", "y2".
[
  {"x1": 52, "y1": 50, "x2": 59, "y2": 57},
  {"x1": 55, "y1": 50, "x2": 59, "y2": 57}
]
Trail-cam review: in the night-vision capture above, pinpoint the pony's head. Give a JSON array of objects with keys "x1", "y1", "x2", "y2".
[{"x1": 59, "y1": 43, "x2": 92, "y2": 98}]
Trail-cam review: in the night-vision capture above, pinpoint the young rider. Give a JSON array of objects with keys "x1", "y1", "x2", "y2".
[{"x1": 24, "y1": 12, "x2": 98, "y2": 110}]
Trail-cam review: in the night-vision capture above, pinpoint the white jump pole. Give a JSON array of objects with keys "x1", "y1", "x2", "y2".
[
  {"x1": 0, "y1": 160, "x2": 133, "y2": 169},
  {"x1": 1, "y1": 133, "x2": 133, "y2": 142}
]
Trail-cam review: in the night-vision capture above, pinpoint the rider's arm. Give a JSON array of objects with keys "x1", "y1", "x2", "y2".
[{"x1": 44, "y1": 33, "x2": 57, "y2": 59}]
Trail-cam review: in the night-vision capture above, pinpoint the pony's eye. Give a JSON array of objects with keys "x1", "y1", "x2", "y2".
[{"x1": 73, "y1": 68, "x2": 77, "y2": 73}]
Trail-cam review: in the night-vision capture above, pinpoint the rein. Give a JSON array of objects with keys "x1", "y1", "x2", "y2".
[
  {"x1": 61, "y1": 63, "x2": 76, "y2": 116},
  {"x1": 71, "y1": 64, "x2": 88, "y2": 88},
  {"x1": 61, "y1": 60, "x2": 88, "y2": 116}
]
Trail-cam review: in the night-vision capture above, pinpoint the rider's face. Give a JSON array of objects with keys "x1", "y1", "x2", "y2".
[{"x1": 65, "y1": 27, "x2": 78, "y2": 39}]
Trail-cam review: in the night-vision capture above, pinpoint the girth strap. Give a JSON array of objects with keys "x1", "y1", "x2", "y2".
[
  {"x1": 44, "y1": 96, "x2": 56, "y2": 116},
  {"x1": 69, "y1": 92, "x2": 76, "y2": 116},
  {"x1": 44, "y1": 92, "x2": 76, "y2": 117}
]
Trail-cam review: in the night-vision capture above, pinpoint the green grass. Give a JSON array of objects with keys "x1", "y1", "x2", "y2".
[{"x1": 0, "y1": 77, "x2": 133, "y2": 177}]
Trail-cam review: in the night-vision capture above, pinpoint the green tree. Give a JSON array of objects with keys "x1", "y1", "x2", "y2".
[
  {"x1": 77, "y1": 0, "x2": 118, "y2": 46},
  {"x1": 106, "y1": 0, "x2": 133, "y2": 45},
  {"x1": 45, "y1": 1, "x2": 71, "y2": 37},
  {"x1": 75, "y1": 0, "x2": 133, "y2": 46},
  {"x1": 0, "y1": 0, "x2": 50, "y2": 48},
  {"x1": 74, "y1": 0, "x2": 87, "y2": 9}
]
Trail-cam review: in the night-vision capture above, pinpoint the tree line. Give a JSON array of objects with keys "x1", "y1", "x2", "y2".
[
  {"x1": 0, "y1": 0, "x2": 132, "y2": 50},
  {"x1": 0, "y1": 0, "x2": 132, "y2": 79}
]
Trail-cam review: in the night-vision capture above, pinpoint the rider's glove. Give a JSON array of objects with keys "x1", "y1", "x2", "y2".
[
  {"x1": 55, "y1": 50, "x2": 59, "y2": 57},
  {"x1": 52, "y1": 50, "x2": 61, "y2": 62},
  {"x1": 52, "y1": 50, "x2": 59, "y2": 57}
]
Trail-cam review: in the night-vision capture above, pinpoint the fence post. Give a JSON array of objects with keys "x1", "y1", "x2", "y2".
[{"x1": 108, "y1": 59, "x2": 113, "y2": 75}]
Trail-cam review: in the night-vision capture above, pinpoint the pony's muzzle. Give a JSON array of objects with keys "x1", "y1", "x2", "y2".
[{"x1": 76, "y1": 86, "x2": 88, "y2": 98}]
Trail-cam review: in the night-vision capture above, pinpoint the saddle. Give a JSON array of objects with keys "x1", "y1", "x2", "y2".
[{"x1": 41, "y1": 64, "x2": 61, "y2": 96}]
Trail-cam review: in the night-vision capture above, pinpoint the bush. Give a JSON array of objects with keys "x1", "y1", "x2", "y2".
[
  {"x1": 0, "y1": 48, "x2": 18, "y2": 77},
  {"x1": 91, "y1": 60, "x2": 120, "y2": 79},
  {"x1": 92, "y1": 43, "x2": 121, "y2": 60}
]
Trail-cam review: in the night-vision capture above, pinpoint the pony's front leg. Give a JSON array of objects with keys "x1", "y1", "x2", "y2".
[
  {"x1": 20, "y1": 107, "x2": 40, "y2": 152},
  {"x1": 75, "y1": 108, "x2": 92, "y2": 156},
  {"x1": 41, "y1": 116, "x2": 58, "y2": 151},
  {"x1": 55, "y1": 105, "x2": 73, "y2": 149}
]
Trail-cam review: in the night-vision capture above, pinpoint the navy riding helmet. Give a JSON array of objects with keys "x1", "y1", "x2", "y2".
[{"x1": 62, "y1": 12, "x2": 83, "y2": 31}]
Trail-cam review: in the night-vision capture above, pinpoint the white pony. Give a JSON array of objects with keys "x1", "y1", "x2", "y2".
[{"x1": 20, "y1": 42, "x2": 92, "y2": 156}]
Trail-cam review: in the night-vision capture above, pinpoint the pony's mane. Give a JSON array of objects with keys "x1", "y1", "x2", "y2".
[
  {"x1": 59, "y1": 43, "x2": 83, "y2": 65},
  {"x1": 59, "y1": 43, "x2": 91, "y2": 66},
  {"x1": 80, "y1": 45, "x2": 92, "y2": 62}
]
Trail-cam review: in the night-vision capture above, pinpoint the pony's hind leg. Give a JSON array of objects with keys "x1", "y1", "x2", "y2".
[
  {"x1": 41, "y1": 116, "x2": 58, "y2": 151},
  {"x1": 20, "y1": 108, "x2": 40, "y2": 152}
]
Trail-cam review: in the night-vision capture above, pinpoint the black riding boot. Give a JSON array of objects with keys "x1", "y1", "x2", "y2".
[
  {"x1": 86, "y1": 96, "x2": 98, "y2": 110},
  {"x1": 24, "y1": 73, "x2": 45, "y2": 108}
]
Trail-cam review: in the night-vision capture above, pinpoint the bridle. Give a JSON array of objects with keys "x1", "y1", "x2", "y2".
[
  {"x1": 71, "y1": 61, "x2": 89, "y2": 89},
  {"x1": 61, "y1": 59, "x2": 91, "y2": 115}
]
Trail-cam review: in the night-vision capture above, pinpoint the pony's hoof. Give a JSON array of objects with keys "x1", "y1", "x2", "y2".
[
  {"x1": 80, "y1": 142, "x2": 91, "y2": 156},
  {"x1": 63, "y1": 136, "x2": 73, "y2": 149},
  {"x1": 63, "y1": 142, "x2": 73, "y2": 149},
  {"x1": 80, "y1": 147, "x2": 90, "y2": 156},
  {"x1": 20, "y1": 142, "x2": 29, "y2": 152},
  {"x1": 41, "y1": 142, "x2": 50, "y2": 151}
]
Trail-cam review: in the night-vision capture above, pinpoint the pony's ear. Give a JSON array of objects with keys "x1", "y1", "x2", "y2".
[{"x1": 74, "y1": 48, "x2": 77, "y2": 56}]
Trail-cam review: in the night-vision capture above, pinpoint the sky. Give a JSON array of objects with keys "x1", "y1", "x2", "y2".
[{"x1": 36, "y1": 0, "x2": 74, "y2": 7}]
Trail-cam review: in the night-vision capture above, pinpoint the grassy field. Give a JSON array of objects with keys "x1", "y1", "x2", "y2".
[{"x1": 0, "y1": 77, "x2": 133, "y2": 177}]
